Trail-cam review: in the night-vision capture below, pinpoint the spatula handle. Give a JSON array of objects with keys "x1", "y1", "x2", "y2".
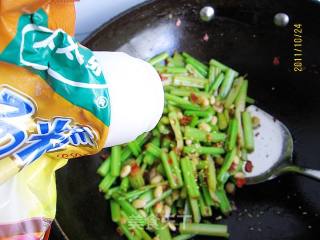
[
  {"x1": 299, "y1": 168, "x2": 320, "y2": 181},
  {"x1": 282, "y1": 165, "x2": 320, "y2": 181}
]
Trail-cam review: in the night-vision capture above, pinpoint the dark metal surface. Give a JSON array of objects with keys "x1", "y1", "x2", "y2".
[{"x1": 55, "y1": 0, "x2": 320, "y2": 239}]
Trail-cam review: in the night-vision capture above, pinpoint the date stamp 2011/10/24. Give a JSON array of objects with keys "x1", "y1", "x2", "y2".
[{"x1": 293, "y1": 24, "x2": 303, "y2": 72}]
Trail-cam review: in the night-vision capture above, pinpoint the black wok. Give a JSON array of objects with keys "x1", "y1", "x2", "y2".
[{"x1": 53, "y1": 0, "x2": 320, "y2": 239}]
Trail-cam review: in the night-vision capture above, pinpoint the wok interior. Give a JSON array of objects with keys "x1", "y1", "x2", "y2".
[{"x1": 56, "y1": 0, "x2": 320, "y2": 239}]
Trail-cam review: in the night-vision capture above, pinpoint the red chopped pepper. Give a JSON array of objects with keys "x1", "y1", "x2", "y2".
[
  {"x1": 130, "y1": 162, "x2": 140, "y2": 176},
  {"x1": 190, "y1": 93, "x2": 199, "y2": 103},
  {"x1": 236, "y1": 178, "x2": 247, "y2": 188},
  {"x1": 176, "y1": 18, "x2": 181, "y2": 27},
  {"x1": 273, "y1": 56, "x2": 280, "y2": 66},
  {"x1": 229, "y1": 162, "x2": 238, "y2": 171},
  {"x1": 179, "y1": 115, "x2": 192, "y2": 126},
  {"x1": 244, "y1": 160, "x2": 253, "y2": 173},
  {"x1": 203, "y1": 33, "x2": 209, "y2": 42},
  {"x1": 168, "y1": 158, "x2": 173, "y2": 165},
  {"x1": 160, "y1": 74, "x2": 168, "y2": 81}
]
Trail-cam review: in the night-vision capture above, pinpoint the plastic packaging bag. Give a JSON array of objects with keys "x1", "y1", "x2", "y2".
[{"x1": 0, "y1": 1, "x2": 111, "y2": 239}]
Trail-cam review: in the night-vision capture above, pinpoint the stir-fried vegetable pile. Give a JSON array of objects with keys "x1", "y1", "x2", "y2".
[{"x1": 97, "y1": 52, "x2": 257, "y2": 240}]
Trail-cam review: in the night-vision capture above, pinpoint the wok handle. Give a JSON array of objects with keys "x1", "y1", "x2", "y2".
[{"x1": 281, "y1": 165, "x2": 320, "y2": 181}]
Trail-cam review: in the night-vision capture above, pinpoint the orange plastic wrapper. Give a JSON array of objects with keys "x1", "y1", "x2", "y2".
[{"x1": 0, "y1": 1, "x2": 111, "y2": 239}]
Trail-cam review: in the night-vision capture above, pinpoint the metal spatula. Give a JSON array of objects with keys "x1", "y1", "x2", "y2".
[{"x1": 245, "y1": 105, "x2": 320, "y2": 184}]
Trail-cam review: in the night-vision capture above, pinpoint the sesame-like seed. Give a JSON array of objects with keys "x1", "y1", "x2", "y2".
[
  {"x1": 211, "y1": 116, "x2": 218, "y2": 125},
  {"x1": 154, "y1": 186, "x2": 163, "y2": 198},
  {"x1": 154, "y1": 202, "x2": 163, "y2": 215},
  {"x1": 168, "y1": 222, "x2": 177, "y2": 231},
  {"x1": 210, "y1": 96, "x2": 216, "y2": 105},
  {"x1": 151, "y1": 175, "x2": 163, "y2": 184},
  {"x1": 120, "y1": 165, "x2": 131, "y2": 178},
  {"x1": 185, "y1": 139, "x2": 193, "y2": 145},
  {"x1": 133, "y1": 199, "x2": 147, "y2": 209}
]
